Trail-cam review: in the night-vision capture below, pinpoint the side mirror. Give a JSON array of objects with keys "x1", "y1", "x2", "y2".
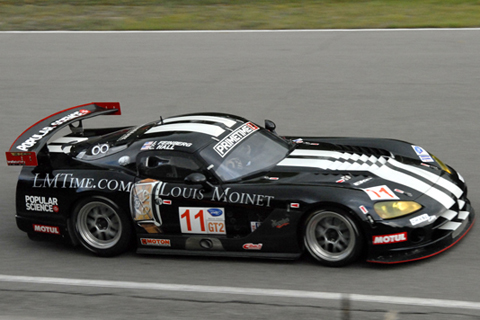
[
  {"x1": 184, "y1": 173, "x2": 213, "y2": 191},
  {"x1": 185, "y1": 173, "x2": 207, "y2": 184},
  {"x1": 265, "y1": 119, "x2": 276, "y2": 133}
]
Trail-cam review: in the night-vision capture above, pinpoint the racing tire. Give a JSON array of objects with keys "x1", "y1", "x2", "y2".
[
  {"x1": 71, "y1": 197, "x2": 132, "y2": 257},
  {"x1": 304, "y1": 208, "x2": 362, "y2": 267}
]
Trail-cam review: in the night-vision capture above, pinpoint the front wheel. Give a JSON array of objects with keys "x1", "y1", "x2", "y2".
[
  {"x1": 71, "y1": 197, "x2": 132, "y2": 257},
  {"x1": 304, "y1": 208, "x2": 362, "y2": 267}
]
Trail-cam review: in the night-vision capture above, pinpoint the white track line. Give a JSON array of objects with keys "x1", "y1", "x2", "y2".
[{"x1": 0, "y1": 274, "x2": 479, "y2": 311}]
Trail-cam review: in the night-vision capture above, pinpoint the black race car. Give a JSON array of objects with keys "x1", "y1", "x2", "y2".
[{"x1": 6, "y1": 102, "x2": 475, "y2": 266}]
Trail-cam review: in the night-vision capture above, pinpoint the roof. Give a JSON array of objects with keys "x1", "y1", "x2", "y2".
[{"x1": 136, "y1": 113, "x2": 256, "y2": 155}]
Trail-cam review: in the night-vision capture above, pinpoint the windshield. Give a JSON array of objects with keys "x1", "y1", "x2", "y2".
[{"x1": 200, "y1": 130, "x2": 290, "y2": 181}]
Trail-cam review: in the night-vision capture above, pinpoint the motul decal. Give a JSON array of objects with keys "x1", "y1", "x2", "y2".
[
  {"x1": 33, "y1": 224, "x2": 60, "y2": 235},
  {"x1": 372, "y1": 232, "x2": 407, "y2": 245}
]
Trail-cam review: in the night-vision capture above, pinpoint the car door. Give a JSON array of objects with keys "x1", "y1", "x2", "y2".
[{"x1": 131, "y1": 150, "x2": 273, "y2": 241}]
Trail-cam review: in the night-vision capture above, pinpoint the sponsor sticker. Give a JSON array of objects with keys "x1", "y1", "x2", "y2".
[
  {"x1": 16, "y1": 109, "x2": 91, "y2": 152},
  {"x1": 33, "y1": 224, "x2": 60, "y2": 235},
  {"x1": 290, "y1": 203, "x2": 300, "y2": 209},
  {"x1": 213, "y1": 122, "x2": 259, "y2": 157},
  {"x1": 410, "y1": 213, "x2": 434, "y2": 226},
  {"x1": 336, "y1": 175, "x2": 351, "y2": 183},
  {"x1": 271, "y1": 218, "x2": 290, "y2": 229},
  {"x1": 32, "y1": 173, "x2": 133, "y2": 193},
  {"x1": 250, "y1": 221, "x2": 261, "y2": 232},
  {"x1": 363, "y1": 185, "x2": 399, "y2": 201},
  {"x1": 353, "y1": 177, "x2": 372, "y2": 186},
  {"x1": 25, "y1": 195, "x2": 59, "y2": 213},
  {"x1": 141, "y1": 238, "x2": 171, "y2": 247},
  {"x1": 132, "y1": 181, "x2": 156, "y2": 222},
  {"x1": 243, "y1": 243, "x2": 263, "y2": 250},
  {"x1": 5, "y1": 151, "x2": 38, "y2": 166},
  {"x1": 141, "y1": 140, "x2": 192, "y2": 151},
  {"x1": 412, "y1": 145, "x2": 434, "y2": 163},
  {"x1": 179, "y1": 207, "x2": 226, "y2": 235},
  {"x1": 359, "y1": 205, "x2": 369, "y2": 214},
  {"x1": 372, "y1": 232, "x2": 407, "y2": 245}
]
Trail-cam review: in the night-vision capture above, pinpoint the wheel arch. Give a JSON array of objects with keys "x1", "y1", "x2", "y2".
[
  {"x1": 66, "y1": 192, "x2": 133, "y2": 249},
  {"x1": 297, "y1": 201, "x2": 367, "y2": 266}
]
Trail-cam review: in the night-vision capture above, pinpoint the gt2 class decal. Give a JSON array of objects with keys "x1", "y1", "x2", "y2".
[
  {"x1": 372, "y1": 232, "x2": 407, "y2": 245},
  {"x1": 362, "y1": 185, "x2": 399, "y2": 201},
  {"x1": 16, "y1": 110, "x2": 91, "y2": 152},
  {"x1": 179, "y1": 207, "x2": 226, "y2": 235},
  {"x1": 412, "y1": 145, "x2": 434, "y2": 163},
  {"x1": 32, "y1": 173, "x2": 133, "y2": 192},
  {"x1": 141, "y1": 140, "x2": 193, "y2": 151},
  {"x1": 25, "y1": 195, "x2": 59, "y2": 213},
  {"x1": 213, "y1": 122, "x2": 259, "y2": 157}
]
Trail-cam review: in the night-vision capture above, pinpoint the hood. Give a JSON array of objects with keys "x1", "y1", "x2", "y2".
[{"x1": 274, "y1": 147, "x2": 464, "y2": 210}]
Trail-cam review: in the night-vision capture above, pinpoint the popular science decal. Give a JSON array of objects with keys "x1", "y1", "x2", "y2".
[{"x1": 16, "y1": 110, "x2": 91, "y2": 152}]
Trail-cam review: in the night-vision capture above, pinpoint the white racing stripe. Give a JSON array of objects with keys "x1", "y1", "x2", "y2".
[
  {"x1": 278, "y1": 150, "x2": 457, "y2": 209},
  {"x1": 0, "y1": 274, "x2": 480, "y2": 311},
  {"x1": 387, "y1": 158, "x2": 463, "y2": 199},
  {"x1": 146, "y1": 123, "x2": 225, "y2": 137},
  {"x1": 50, "y1": 137, "x2": 89, "y2": 144},
  {"x1": 376, "y1": 160, "x2": 455, "y2": 209},
  {"x1": 438, "y1": 221, "x2": 462, "y2": 231},
  {"x1": 163, "y1": 115, "x2": 237, "y2": 128}
]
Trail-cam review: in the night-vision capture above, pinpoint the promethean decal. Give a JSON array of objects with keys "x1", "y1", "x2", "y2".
[{"x1": 213, "y1": 122, "x2": 259, "y2": 157}]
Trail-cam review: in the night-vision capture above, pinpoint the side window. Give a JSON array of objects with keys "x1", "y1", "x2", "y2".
[{"x1": 137, "y1": 152, "x2": 201, "y2": 182}]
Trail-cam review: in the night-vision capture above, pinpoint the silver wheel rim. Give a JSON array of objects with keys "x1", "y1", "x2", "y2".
[
  {"x1": 305, "y1": 211, "x2": 356, "y2": 262},
  {"x1": 76, "y1": 201, "x2": 122, "y2": 250}
]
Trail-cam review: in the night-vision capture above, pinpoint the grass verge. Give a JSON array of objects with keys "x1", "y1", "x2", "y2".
[{"x1": 1, "y1": 0, "x2": 480, "y2": 30}]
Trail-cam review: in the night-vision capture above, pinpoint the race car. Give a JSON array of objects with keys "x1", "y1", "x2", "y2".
[{"x1": 6, "y1": 102, "x2": 475, "y2": 267}]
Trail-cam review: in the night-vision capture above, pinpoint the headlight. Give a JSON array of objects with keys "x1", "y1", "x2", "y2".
[
  {"x1": 431, "y1": 154, "x2": 451, "y2": 174},
  {"x1": 374, "y1": 201, "x2": 422, "y2": 219}
]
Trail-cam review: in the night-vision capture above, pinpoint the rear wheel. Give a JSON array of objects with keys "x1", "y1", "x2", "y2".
[
  {"x1": 71, "y1": 197, "x2": 132, "y2": 257},
  {"x1": 304, "y1": 208, "x2": 362, "y2": 267}
]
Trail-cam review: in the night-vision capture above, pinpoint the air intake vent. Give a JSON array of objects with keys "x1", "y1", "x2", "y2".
[{"x1": 333, "y1": 145, "x2": 391, "y2": 158}]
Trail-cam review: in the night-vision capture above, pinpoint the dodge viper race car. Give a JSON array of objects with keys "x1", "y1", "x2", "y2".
[{"x1": 6, "y1": 102, "x2": 475, "y2": 266}]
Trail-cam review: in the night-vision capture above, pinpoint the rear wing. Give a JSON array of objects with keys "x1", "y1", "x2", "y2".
[{"x1": 6, "y1": 102, "x2": 121, "y2": 166}]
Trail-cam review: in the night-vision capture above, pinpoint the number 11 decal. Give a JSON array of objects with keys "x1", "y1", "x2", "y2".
[
  {"x1": 363, "y1": 185, "x2": 399, "y2": 201},
  {"x1": 179, "y1": 207, "x2": 226, "y2": 235}
]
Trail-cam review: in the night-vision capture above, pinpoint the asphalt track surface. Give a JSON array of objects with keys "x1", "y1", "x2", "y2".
[{"x1": 1, "y1": 29, "x2": 480, "y2": 320}]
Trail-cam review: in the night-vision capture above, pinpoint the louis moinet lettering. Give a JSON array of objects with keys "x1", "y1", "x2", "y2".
[
  {"x1": 157, "y1": 182, "x2": 274, "y2": 207},
  {"x1": 32, "y1": 173, "x2": 133, "y2": 192}
]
